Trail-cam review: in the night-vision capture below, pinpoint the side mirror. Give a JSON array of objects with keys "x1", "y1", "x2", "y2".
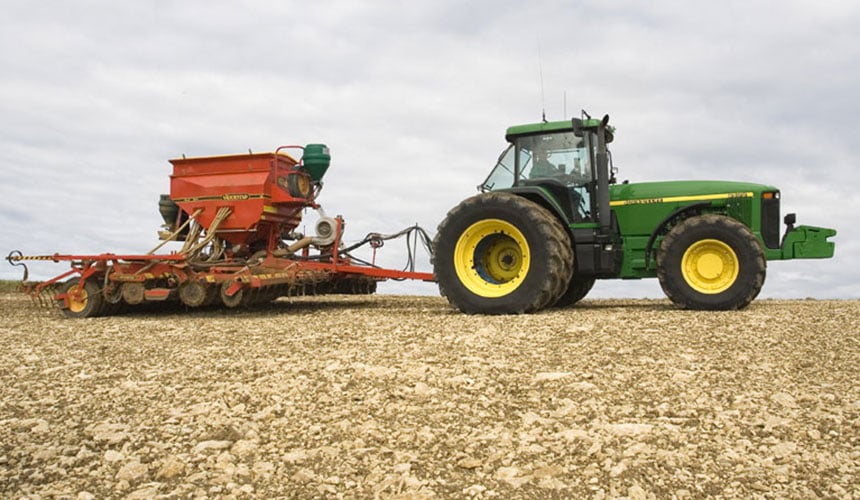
[
  {"x1": 571, "y1": 118, "x2": 583, "y2": 137},
  {"x1": 781, "y1": 213, "x2": 797, "y2": 248},
  {"x1": 599, "y1": 115, "x2": 614, "y2": 143}
]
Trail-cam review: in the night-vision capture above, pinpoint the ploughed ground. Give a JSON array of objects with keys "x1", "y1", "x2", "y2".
[{"x1": 1, "y1": 292, "x2": 857, "y2": 498}]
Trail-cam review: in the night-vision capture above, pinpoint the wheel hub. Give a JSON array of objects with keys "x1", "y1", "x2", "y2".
[
  {"x1": 484, "y1": 239, "x2": 521, "y2": 280},
  {"x1": 454, "y1": 219, "x2": 530, "y2": 298},
  {"x1": 681, "y1": 239, "x2": 739, "y2": 294},
  {"x1": 67, "y1": 287, "x2": 88, "y2": 313},
  {"x1": 695, "y1": 253, "x2": 724, "y2": 279}
]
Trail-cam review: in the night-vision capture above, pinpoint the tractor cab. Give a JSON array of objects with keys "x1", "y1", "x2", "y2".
[{"x1": 480, "y1": 116, "x2": 614, "y2": 227}]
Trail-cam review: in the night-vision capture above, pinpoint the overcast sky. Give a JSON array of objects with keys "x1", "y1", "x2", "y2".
[{"x1": 1, "y1": 0, "x2": 857, "y2": 300}]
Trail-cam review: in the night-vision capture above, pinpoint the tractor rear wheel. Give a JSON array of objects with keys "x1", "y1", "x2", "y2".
[
  {"x1": 554, "y1": 275, "x2": 596, "y2": 308},
  {"x1": 57, "y1": 278, "x2": 104, "y2": 318},
  {"x1": 433, "y1": 192, "x2": 573, "y2": 314},
  {"x1": 657, "y1": 214, "x2": 766, "y2": 310}
]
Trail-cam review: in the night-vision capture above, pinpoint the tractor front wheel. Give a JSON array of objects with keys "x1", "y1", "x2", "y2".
[
  {"x1": 57, "y1": 278, "x2": 104, "y2": 318},
  {"x1": 657, "y1": 214, "x2": 766, "y2": 310},
  {"x1": 433, "y1": 192, "x2": 573, "y2": 314}
]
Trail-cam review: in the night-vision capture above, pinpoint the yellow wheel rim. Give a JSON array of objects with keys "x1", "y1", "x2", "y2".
[
  {"x1": 454, "y1": 219, "x2": 529, "y2": 298},
  {"x1": 68, "y1": 286, "x2": 89, "y2": 313},
  {"x1": 682, "y1": 239, "x2": 739, "y2": 294}
]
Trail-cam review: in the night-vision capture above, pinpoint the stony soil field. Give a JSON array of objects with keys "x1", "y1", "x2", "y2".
[{"x1": 0, "y1": 292, "x2": 858, "y2": 499}]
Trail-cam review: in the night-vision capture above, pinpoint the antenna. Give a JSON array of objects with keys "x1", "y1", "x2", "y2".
[
  {"x1": 564, "y1": 90, "x2": 567, "y2": 118},
  {"x1": 538, "y1": 38, "x2": 546, "y2": 122}
]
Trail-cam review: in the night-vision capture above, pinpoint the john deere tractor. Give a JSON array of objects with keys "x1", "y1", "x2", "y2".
[{"x1": 433, "y1": 113, "x2": 836, "y2": 314}]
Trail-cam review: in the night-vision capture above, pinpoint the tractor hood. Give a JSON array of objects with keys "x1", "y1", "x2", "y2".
[{"x1": 609, "y1": 180, "x2": 778, "y2": 204}]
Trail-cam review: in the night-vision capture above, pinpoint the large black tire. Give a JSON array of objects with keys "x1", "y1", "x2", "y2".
[
  {"x1": 657, "y1": 214, "x2": 766, "y2": 310},
  {"x1": 554, "y1": 275, "x2": 596, "y2": 308},
  {"x1": 57, "y1": 278, "x2": 105, "y2": 318},
  {"x1": 432, "y1": 192, "x2": 573, "y2": 314}
]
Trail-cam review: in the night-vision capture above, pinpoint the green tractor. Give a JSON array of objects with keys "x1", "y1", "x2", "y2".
[{"x1": 432, "y1": 113, "x2": 836, "y2": 314}]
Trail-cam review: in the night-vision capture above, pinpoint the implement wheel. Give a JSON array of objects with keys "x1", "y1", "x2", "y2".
[
  {"x1": 179, "y1": 280, "x2": 209, "y2": 307},
  {"x1": 657, "y1": 214, "x2": 766, "y2": 310},
  {"x1": 121, "y1": 282, "x2": 145, "y2": 305},
  {"x1": 220, "y1": 280, "x2": 244, "y2": 308},
  {"x1": 433, "y1": 192, "x2": 573, "y2": 314},
  {"x1": 57, "y1": 278, "x2": 104, "y2": 318}
]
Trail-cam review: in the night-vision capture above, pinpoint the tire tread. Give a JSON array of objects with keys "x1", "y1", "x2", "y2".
[
  {"x1": 656, "y1": 214, "x2": 765, "y2": 310},
  {"x1": 432, "y1": 192, "x2": 573, "y2": 314}
]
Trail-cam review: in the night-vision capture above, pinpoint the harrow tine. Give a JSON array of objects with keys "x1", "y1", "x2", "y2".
[
  {"x1": 41, "y1": 285, "x2": 55, "y2": 308},
  {"x1": 26, "y1": 288, "x2": 40, "y2": 307},
  {"x1": 23, "y1": 282, "x2": 61, "y2": 309}
]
